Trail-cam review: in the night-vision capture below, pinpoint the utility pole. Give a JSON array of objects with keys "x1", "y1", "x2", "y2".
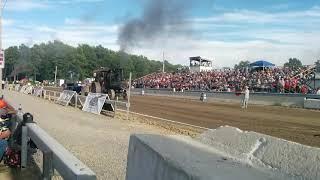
[
  {"x1": 54, "y1": 66, "x2": 57, "y2": 86},
  {"x1": 13, "y1": 67, "x2": 16, "y2": 82},
  {"x1": 162, "y1": 52, "x2": 165, "y2": 73},
  {"x1": 0, "y1": 0, "x2": 3, "y2": 93},
  {"x1": 34, "y1": 69, "x2": 36, "y2": 82}
]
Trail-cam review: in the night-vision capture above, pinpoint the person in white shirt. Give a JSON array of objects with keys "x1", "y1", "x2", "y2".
[
  {"x1": 317, "y1": 88, "x2": 320, "y2": 95},
  {"x1": 242, "y1": 86, "x2": 250, "y2": 109}
]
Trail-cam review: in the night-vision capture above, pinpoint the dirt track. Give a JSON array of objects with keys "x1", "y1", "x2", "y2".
[{"x1": 130, "y1": 95, "x2": 320, "y2": 147}]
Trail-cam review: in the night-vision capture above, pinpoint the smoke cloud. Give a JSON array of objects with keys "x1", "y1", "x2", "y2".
[{"x1": 118, "y1": 0, "x2": 193, "y2": 52}]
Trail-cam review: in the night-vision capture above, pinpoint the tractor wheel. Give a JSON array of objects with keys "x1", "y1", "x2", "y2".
[
  {"x1": 108, "y1": 89, "x2": 116, "y2": 99},
  {"x1": 91, "y1": 82, "x2": 102, "y2": 93}
]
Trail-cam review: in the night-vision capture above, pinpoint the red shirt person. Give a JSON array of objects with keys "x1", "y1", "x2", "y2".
[
  {"x1": 300, "y1": 85, "x2": 308, "y2": 94},
  {"x1": 284, "y1": 79, "x2": 290, "y2": 92}
]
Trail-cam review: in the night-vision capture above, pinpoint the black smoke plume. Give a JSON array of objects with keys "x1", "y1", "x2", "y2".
[{"x1": 118, "y1": 0, "x2": 192, "y2": 51}]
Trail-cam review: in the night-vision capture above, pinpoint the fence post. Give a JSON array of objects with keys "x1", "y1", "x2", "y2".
[
  {"x1": 115, "y1": 97, "x2": 118, "y2": 112},
  {"x1": 48, "y1": 91, "x2": 51, "y2": 101},
  {"x1": 21, "y1": 126, "x2": 28, "y2": 168},
  {"x1": 43, "y1": 151, "x2": 53, "y2": 180},
  {"x1": 127, "y1": 72, "x2": 132, "y2": 120},
  {"x1": 75, "y1": 93, "x2": 78, "y2": 108},
  {"x1": 53, "y1": 91, "x2": 56, "y2": 101}
]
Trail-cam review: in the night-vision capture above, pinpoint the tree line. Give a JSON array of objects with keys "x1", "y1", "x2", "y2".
[
  {"x1": 5, "y1": 41, "x2": 318, "y2": 83},
  {"x1": 234, "y1": 58, "x2": 319, "y2": 70},
  {"x1": 4, "y1": 40, "x2": 181, "y2": 82}
]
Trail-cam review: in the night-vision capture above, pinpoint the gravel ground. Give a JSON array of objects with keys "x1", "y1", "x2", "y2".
[{"x1": 4, "y1": 90, "x2": 174, "y2": 180}]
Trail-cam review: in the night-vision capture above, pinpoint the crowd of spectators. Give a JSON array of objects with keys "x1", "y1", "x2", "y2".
[{"x1": 134, "y1": 66, "x2": 317, "y2": 94}]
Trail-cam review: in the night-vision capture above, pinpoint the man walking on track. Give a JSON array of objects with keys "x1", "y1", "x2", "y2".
[{"x1": 242, "y1": 86, "x2": 250, "y2": 109}]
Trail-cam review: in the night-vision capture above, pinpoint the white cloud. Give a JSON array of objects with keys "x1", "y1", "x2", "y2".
[
  {"x1": 3, "y1": 19, "x2": 320, "y2": 67},
  {"x1": 3, "y1": 5, "x2": 320, "y2": 67},
  {"x1": 35, "y1": 26, "x2": 56, "y2": 33},
  {"x1": 64, "y1": 18, "x2": 118, "y2": 32},
  {"x1": 3, "y1": 20, "x2": 119, "y2": 50},
  {"x1": 6, "y1": 0, "x2": 50, "y2": 11},
  {"x1": 64, "y1": 18, "x2": 85, "y2": 25},
  {"x1": 192, "y1": 6, "x2": 320, "y2": 24},
  {"x1": 3, "y1": 19, "x2": 15, "y2": 26},
  {"x1": 54, "y1": 0, "x2": 104, "y2": 4},
  {"x1": 132, "y1": 36, "x2": 319, "y2": 68},
  {"x1": 4, "y1": 0, "x2": 103, "y2": 11}
]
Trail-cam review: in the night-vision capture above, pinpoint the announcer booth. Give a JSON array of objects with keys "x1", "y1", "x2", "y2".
[{"x1": 189, "y1": 56, "x2": 213, "y2": 72}]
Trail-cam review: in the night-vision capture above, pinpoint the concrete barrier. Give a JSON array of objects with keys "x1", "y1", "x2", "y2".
[
  {"x1": 304, "y1": 98, "x2": 320, "y2": 109},
  {"x1": 196, "y1": 126, "x2": 320, "y2": 180},
  {"x1": 126, "y1": 132, "x2": 309, "y2": 180},
  {"x1": 132, "y1": 88, "x2": 320, "y2": 107}
]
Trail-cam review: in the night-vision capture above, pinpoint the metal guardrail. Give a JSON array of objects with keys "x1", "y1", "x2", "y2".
[
  {"x1": 132, "y1": 88, "x2": 320, "y2": 107},
  {"x1": 15, "y1": 109, "x2": 96, "y2": 180}
]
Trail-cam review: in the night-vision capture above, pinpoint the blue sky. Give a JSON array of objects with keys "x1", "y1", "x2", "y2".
[{"x1": 2, "y1": 0, "x2": 320, "y2": 67}]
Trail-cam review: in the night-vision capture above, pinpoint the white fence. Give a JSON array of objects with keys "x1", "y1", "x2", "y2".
[{"x1": 8, "y1": 84, "x2": 129, "y2": 117}]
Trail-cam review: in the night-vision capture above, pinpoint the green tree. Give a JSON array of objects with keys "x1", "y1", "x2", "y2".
[
  {"x1": 234, "y1": 61, "x2": 250, "y2": 69},
  {"x1": 4, "y1": 46, "x2": 19, "y2": 78},
  {"x1": 284, "y1": 58, "x2": 302, "y2": 69},
  {"x1": 4, "y1": 41, "x2": 181, "y2": 82}
]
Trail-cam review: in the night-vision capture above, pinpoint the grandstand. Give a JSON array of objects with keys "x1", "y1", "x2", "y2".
[
  {"x1": 134, "y1": 62, "x2": 320, "y2": 94},
  {"x1": 189, "y1": 56, "x2": 213, "y2": 72},
  {"x1": 296, "y1": 65, "x2": 319, "y2": 91}
]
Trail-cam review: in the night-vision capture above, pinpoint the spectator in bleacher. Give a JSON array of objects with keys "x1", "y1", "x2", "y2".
[
  {"x1": 300, "y1": 85, "x2": 308, "y2": 94},
  {"x1": 134, "y1": 66, "x2": 313, "y2": 94}
]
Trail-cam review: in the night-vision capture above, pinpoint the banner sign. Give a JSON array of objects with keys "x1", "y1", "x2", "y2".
[
  {"x1": 24, "y1": 86, "x2": 33, "y2": 94},
  {"x1": 82, "y1": 93, "x2": 109, "y2": 115},
  {"x1": 6, "y1": 84, "x2": 14, "y2": 90},
  {"x1": 20, "y1": 85, "x2": 27, "y2": 93},
  {"x1": 33, "y1": 87, "x2": 43, "y2": 97},
  {"x1": 56, "y1": 90, "x2": 76, "y2": 106},
  {"x1": 15, "y1": 84, "x2": 21, "y2": 91}
]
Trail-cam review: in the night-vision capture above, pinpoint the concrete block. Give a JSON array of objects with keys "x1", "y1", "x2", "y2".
[
  {"x1": 197, "y1": 126, "x2": 320, "y2": 180},
  {"x1": 126, "y1": 134, "x2": 296, "y2": 180},
  {"x1": 304, "y1": 98, "x2": 320, "y2": 109}
]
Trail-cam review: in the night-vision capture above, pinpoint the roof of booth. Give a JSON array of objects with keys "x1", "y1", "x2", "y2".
[
  {"x1": 250, "y1": 60, "x2": 275, "y2": 67},
  {"x1": 189, "y1": 56, "x2": 212, "y2": 62}
]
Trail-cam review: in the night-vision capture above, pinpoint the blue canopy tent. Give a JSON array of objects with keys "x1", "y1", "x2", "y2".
[{"x1": 250, "y1": 60, "x2": 275, "y2": 68}]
